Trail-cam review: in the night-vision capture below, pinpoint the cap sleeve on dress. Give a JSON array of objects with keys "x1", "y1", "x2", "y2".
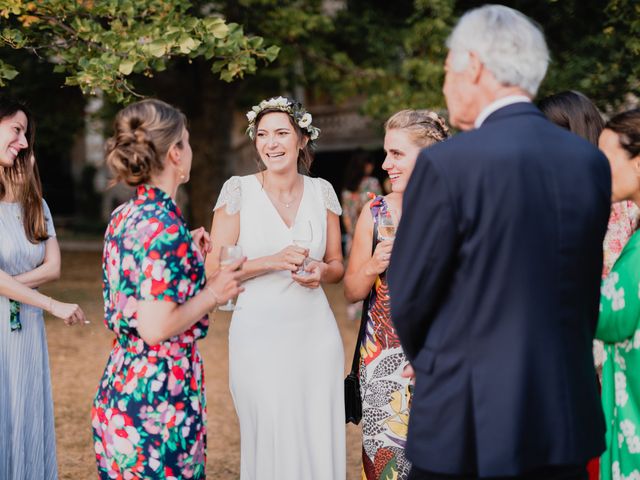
[
  {"x1": 42, "y1": 199, "x2": 56, "y2": 237},
  {"x1": 213, "y1": 176, "x2": 242, "y2": 215},
  {"x1": 317, "y1": 178, "x2": 342, "y2": 215}
]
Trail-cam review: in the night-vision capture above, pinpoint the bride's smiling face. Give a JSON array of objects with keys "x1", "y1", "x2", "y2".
[{"x1": 255, "y1": 112, "x2": 306, "y2": 173}]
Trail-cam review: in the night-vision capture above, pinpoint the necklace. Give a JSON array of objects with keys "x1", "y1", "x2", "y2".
[
  {"x1": 278, "y1": 195, "x2": 298, "y2": 208},
  {"x1": 263, "y1": 176, "x2": 302, "y2": 209},
  {"x1": 275, "y1": 192, "x2": 299, "y2": 208}
]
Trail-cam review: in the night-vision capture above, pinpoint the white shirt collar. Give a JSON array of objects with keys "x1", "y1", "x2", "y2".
[{"x1": 474, "y1": 95, "x2": 532, "y2": 129}]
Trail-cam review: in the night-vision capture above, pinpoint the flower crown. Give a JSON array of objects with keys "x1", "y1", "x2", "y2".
[{"x1": 245, "y1": 96, "x2": 320, "y2": 142}]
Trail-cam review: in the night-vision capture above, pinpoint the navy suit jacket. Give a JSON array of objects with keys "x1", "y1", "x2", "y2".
[{"x1": 388, "y1": 102, "x2": 610, "y2": 476}]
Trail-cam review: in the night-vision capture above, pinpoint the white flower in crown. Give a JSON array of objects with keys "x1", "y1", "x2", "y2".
[
  {"x1": 274, "y1": 96, "x2": 290, "y2": 108},
  {"x1": 246, "y1": 96, "x2": 320, "y2": 143},
  {"x1": 309, "y1": 126, "x2": 320, "y2": 140},
  {"x1": 299, "y1": 113, "x2": 312, "y2": 128}
]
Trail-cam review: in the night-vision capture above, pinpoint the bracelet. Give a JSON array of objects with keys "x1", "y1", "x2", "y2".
[{"x1": 204, "y1": 286, "x2": 219, "y2": 309}]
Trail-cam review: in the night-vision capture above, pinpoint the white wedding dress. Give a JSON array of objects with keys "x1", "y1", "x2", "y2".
[{"x1": 214, "y1": 174, "x2": 346, "y2": 480}]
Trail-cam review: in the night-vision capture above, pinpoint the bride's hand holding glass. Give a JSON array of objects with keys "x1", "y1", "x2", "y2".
[
  {"x1": 291, "y1": 259, "x2": 326, "y2": 289},
  {"x1": 267, "y1": 245, "x2": 308, "y2": 272}
]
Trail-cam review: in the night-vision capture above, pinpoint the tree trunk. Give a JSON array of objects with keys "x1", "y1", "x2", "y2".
[
  {"x1": 186, "y1": 73, "x2": 239, "y2": 229},
  {"x1": 149, "y1": 59, "x2": 239, "y2": 229}
]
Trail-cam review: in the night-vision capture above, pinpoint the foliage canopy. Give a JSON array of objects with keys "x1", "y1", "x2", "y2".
[{"x1": 0, "y1": 0, "x2": 279, "y2": 102}]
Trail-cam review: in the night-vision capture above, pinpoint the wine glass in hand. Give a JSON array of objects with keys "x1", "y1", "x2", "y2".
[
  {"x1": 218, "y1": 245, "x2": 243, "y2": 311},
  {"x1": 291, "y1": 220, "x2": 313, "y2": 276},
  {"x1": 377, "y1": 211, "x2": 396, "y2": 241}
]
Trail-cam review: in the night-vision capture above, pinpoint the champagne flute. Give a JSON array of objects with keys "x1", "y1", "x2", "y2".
[
  {"x1": 291, "y1": 220, "x2": 313, "y2": 276},
  {"x1": 218, "y1": 245, "x2": 243, "y2": 311},
  {"x1": 377, "y1": 211, "x2": 396, "y2": 241}
]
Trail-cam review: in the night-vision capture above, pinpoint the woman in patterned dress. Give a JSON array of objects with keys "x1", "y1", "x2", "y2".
[
  {"x1": 92, "y1": 99, "x2": 243, "y2": 479},
  {"x1": 344, "y1": 110, "x2": 449, "y2": 480},
  {"x1": 596, "y1": 109, "x2": 640, "y2": 480},
  {"x1": 0, "y1": 96, "x2": 86, "y2": 480}
]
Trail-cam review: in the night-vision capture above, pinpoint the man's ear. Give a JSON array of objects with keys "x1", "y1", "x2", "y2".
[{"x1": 466, "y1": 51, "x2": 483, "y2": 84}]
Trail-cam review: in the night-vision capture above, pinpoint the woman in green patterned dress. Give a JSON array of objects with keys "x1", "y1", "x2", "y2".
[{"x1": 596, "y1": 108, "x2": 640, "y2": 480}]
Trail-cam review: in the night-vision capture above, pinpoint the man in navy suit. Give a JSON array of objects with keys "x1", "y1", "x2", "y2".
[{"x1": 388, "y1": 5, "x2": 610, "y2": 480}]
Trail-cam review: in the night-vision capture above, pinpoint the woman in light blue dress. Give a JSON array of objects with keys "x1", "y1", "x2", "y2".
[{"x1": 0, "y1": 96, "x2": 86, "y2": 479}]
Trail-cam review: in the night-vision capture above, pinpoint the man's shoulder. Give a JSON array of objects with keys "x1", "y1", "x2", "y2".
[
  {"x1": 417, "y1": 129, "x2": 486, "y2": 168},
  {"x1": 417, "y1": 117, "x2": 608, "y2": 184}
]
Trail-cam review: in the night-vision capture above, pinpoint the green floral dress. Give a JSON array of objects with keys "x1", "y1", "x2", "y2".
[
  {"x1": 92, "y1": 185, "x2": 208, "y2": 479},
  {"x1": 597, "y1": 229, "x2": 640, "y2": 480}
]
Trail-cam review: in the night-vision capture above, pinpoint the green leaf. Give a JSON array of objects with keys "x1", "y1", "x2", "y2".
[
  {"x1": 204, "y1": 18, "x2": 229, "y2": 39},
  {"x1": 147, "y1": 40, "x2": 167, "y2": 58},
  {"x1": 118, "y1": 59, "x2": 136, "y2": 75},
  {"x1": 178, "y1": 35, "x2": 200, "y2": 54},
  {"x1": 265, "y1": 45, "x2": 280, "y2": 62}
]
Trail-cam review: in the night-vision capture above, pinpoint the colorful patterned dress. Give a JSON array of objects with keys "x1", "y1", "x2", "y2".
[
  {"x1": 597, "y1": 229, "x2": 640, "y2": 480},
  {"x1": 92, "y1": 185, "x2": 208, "y2": 479},
  {"x1": 359, "y1": 195, "x2": 412, "y2": 480}
]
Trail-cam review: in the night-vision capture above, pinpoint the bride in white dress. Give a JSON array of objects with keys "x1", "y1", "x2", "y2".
[{"x1": 206, "y1": 97, "x2": 346, "y2": 480}]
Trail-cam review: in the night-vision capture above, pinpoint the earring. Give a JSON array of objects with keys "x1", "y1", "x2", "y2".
[{"x1": 177, "y1": 167, "x2": 186, "y2": 181}]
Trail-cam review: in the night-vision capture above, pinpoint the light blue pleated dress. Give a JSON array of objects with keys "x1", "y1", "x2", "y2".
[{"x1": 0, "y1": 199, "x2": 58, "y2": 480}]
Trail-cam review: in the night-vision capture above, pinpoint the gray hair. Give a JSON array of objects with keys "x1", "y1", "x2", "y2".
[{"x1": 446, "y1": 4, "x2": 549, "y2": 96}]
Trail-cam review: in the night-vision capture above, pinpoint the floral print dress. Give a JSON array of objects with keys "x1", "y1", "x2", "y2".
[
  {"x1": 594, "y1": 201, "x2": 640, "y2": 375},
  {"x1": 92, "y1": 185, "x2": 208, "y2": 479},
  {"x1": 597, "y1": 229, "x2": 640, "y2": 480},
  {"x1": 359, "y1": 195, "x2": 412, "y2": 480}
]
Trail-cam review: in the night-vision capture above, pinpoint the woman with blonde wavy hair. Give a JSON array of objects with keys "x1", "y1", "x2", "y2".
[
  {"x1": 344, "y1": 109, "x2": 449, "y2": 480},
  {"x1": 92, "y1": 99, "x2": 243, "y2": 479}
]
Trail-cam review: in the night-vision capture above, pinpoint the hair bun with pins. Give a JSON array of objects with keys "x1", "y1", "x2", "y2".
[{"x1": 105, "y1": 99, "x2": 186, "y2": 187}]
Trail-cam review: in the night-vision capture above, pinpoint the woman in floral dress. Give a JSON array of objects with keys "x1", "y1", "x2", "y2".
[
  {"x1": 596, "y1": 108, "x2": 640, "y2": 480},
  {"x1": 92, "y1": 99, "x2": 243, "y2": 479},
  {"x1": 344, "y1": 110, "x2": 449, "y2": 480}
]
